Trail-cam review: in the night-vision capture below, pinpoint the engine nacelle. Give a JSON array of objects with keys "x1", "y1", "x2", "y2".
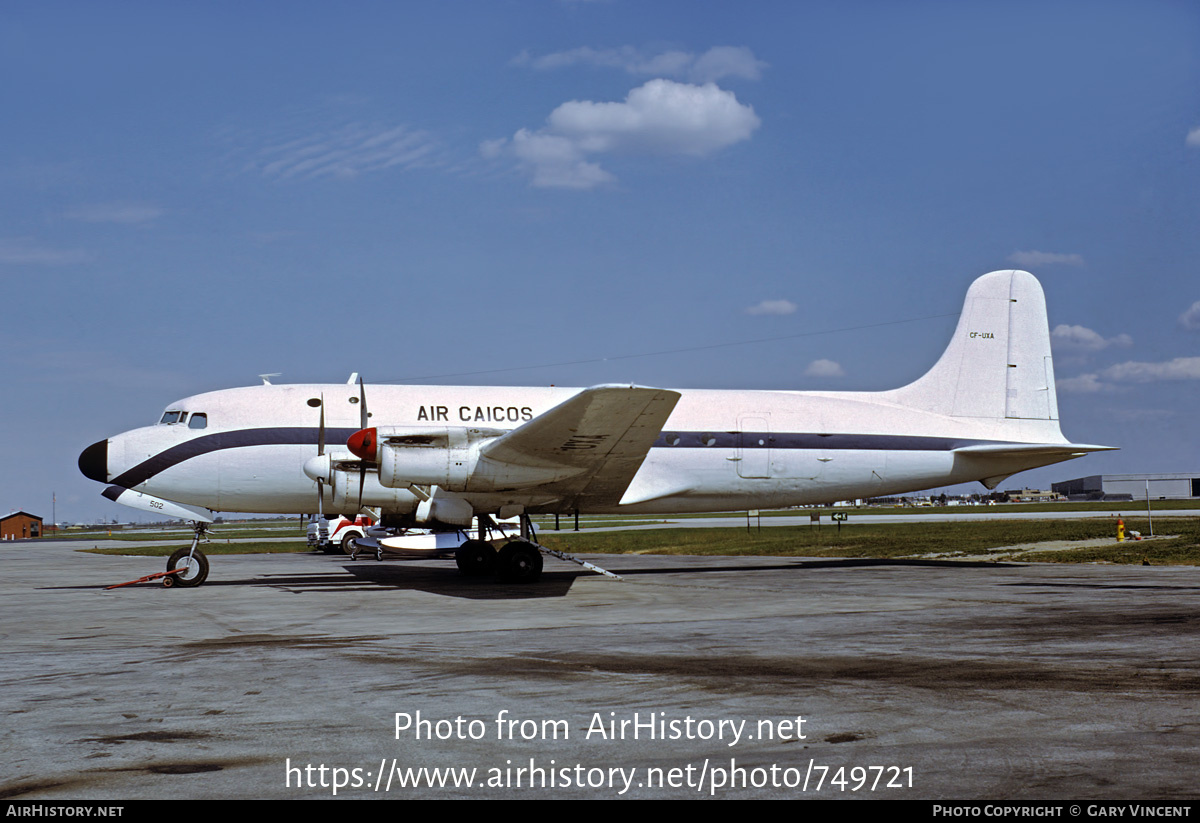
[
  {"x1": 352, "y1": 425, "x2": 587, "y2": 492},
  {"x1": 371, "y1": 426, "x2": 484, "y2": 490},
  {"x1": 328, "y1": 466, "x2": 419, "y2": 513}
]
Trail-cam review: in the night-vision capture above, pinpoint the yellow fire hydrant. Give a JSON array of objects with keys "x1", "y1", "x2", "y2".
[{"x1": 1116, "y1": 518, "x2": 1125, "y2": 542}]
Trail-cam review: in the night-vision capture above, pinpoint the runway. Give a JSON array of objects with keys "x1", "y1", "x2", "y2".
[{"x1": 2, "y1": 539, "x2": 1197, "y2": 800}]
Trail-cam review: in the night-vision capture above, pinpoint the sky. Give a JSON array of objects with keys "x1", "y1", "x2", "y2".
[{"x1": 2, "y1": 1, "x2": 1198, "y2": 524}]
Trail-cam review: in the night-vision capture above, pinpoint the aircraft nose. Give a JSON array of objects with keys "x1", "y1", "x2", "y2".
[{"x1": 78, "y1": 439, "x2": 109, "y2": 483}]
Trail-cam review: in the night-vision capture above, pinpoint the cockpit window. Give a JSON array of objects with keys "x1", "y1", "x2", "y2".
[
  {"x1": 160, "y1": 411, "x2": 183, "y2": 425},
  {"x1": 188, "y1": 413, "x2": 208, "y2": 430}
]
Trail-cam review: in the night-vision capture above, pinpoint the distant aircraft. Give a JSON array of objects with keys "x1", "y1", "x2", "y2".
[{"x1": 79, "y1": 269, "x2": 1112, "y2": 585}]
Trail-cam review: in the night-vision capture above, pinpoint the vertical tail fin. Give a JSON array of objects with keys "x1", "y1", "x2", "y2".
[{"x1": 884, "y1": 270, "x2": 1059, "y2": 421}]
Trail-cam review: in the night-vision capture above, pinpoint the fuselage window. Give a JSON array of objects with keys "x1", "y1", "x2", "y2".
[{"x1": 189, "y1": 413, "x2": 208, "y2": 430}]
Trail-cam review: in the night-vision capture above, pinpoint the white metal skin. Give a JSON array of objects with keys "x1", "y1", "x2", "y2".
[{"x1": 79, "y1": 271, "x2": 1112, "y2": 522}]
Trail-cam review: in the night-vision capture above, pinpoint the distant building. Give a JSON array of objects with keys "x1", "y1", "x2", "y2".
[
  {"x1": 1053, "y1": 474, "x2": 1200, "y2": 501},
  {"x1": 1, "y1": 512, "x2": 43, "y2": 540},
  {"x1": 1001, "y1": 488, "x2": 1063, "y2": 503}
]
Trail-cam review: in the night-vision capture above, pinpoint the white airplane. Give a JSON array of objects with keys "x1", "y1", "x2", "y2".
[{"x1": 79, "y1": 269, "x2": 1112, "y2": 585}]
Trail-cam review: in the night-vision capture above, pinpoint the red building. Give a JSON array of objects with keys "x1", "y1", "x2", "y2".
[{"x1": 1, "y1": 512, "x2": 43, "y2": 540}]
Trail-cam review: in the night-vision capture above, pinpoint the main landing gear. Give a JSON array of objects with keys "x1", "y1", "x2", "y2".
[
  {"x1": 454, "y1": 538, "x2": 544, "y2": 583},
  {"x1": 454, "y1": 516, "x2": 544, "y2": 583},
  {"x1": 453, "y1": 515, "x2": 621, "y2": 583},
  {"x1": 349, "y1": 514, "x2": 619, "y2": 584}
]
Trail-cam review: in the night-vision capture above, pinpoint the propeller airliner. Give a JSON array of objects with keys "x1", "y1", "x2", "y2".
[{"x1": 78, "y1": 270, "x2": 1112, "y2": 585}]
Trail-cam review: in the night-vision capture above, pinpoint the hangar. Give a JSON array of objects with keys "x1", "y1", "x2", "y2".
[{"x1": 1052, "y1": 473, "x2": 1200, "y2": 501}]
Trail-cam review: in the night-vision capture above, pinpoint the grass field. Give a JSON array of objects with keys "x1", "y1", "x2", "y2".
[
  {"x1": 78, "y1": 516, "x2": 1200, "y2": 565},
  {"x1": 536, "y1": 517, "x2": 1200, "y2": 564}
]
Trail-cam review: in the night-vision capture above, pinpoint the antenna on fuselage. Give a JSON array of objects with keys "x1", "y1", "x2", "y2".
[
  {"x1": 346, "y1": 372, "x2": 359, "y2": 385},
  {"x1": 259, "y1": 373, "x2": 282, "y2": 385}
]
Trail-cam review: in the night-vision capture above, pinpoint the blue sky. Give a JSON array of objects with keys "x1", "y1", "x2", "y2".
[{"x1": 2, "y1": 1, "x2": 1198, "y2": 523}]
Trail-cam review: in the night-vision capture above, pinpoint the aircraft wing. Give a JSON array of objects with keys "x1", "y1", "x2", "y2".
[{"x1": 478, "y1": 384, "x2": 681, "y2": 510}]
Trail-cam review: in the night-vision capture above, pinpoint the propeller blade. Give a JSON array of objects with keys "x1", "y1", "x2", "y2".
[
  {"x1": 318, "y1": 396, "x2": 326, "y2": 456},
  {"x1": 356, "y1": 379, "x2": 368, "y2": 511},
  {"x1": 315, "y1": 394, "x2": 326, "y2": 517}
]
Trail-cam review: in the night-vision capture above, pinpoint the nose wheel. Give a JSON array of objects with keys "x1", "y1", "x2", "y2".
[
  {"x1": 165, "y1": 521, "x2": 210, "y2": 587},
  {"x1": 166, "y1": 546, "x2": 209, "y2": 587}
]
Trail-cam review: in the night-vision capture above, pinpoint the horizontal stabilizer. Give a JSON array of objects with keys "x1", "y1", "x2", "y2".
[
  {"x1": 953, "y1": 443, "x2": 1117, "y2": 457},
  {"x1": 952, "y1": 442, "x2": 1117, "y2": 490}
]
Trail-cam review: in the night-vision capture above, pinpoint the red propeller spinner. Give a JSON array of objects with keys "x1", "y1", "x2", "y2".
[{"x1": 347, "y1": 427, "x2": 377, "y2": 462}]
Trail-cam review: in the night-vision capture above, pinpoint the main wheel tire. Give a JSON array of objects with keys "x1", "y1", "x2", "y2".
[
  {"x1": 166, "y1": 547, "x2": 209, "y2": 588},
  {"x1": 496, "y1": 541, "x2": 542, "y2": 583},
  {"x1": 456, "y1": 540, "x2": 497, "y2": 576},
  {"x1": 340, "y1": 531, "x2": 361, "y2": 555}
]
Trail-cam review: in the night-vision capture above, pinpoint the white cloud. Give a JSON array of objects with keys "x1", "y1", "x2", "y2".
[
  {"x1": 805, "y1": 359, "x2": 845, "y2": 378},
  {"x1": 247, "y1": 123, "x2": 438, "y2": 180},
  {"x1": 1056, "y1": 373, "x2": 1110, "y2": 393},
  {"x1": 744, "y1": 299, "x2": 796, "y2": 316},
  {"x1": 549, "y1": 80, "x2": 760, "y2": 156},
  {"x1": 1101, "y1": 357, "x2": 1200, "y2": 383},
  {"x1": 1187, "y1": 126, "x2": 1200, "y2": 147},
  {"x1": 1058, "y1": 356, "x2": 1200, "y2": 392},
  {"x1": 1179, "y1": 300, "x2": 1200, "y2": 330},
  {"x1": 1050, "y1": 324, "x2": 1132, "y2": 352},
  {"x1": 1007, "y1": 250, "x2": 1085, "y2": 268},
  {"x1": 689, "y1": 47, "x2": 767, "y2": 83},
  {"x1": 486, "y1": 79, "x2": 760, "y2": 189},
  {"x1": 508, "y1": 130, "x2": 615, "y2": 189},
  {"x1": 515, "y1": 45, "x2": 766, "y2": 83},
  {"x1": 65, "y1": 202, "x2": 164, "y2": 224},
  {"x1": 0, "y1": 238, "x2": 89, "y2": 265}
]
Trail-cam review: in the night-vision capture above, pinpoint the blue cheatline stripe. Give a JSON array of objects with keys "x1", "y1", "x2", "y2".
[
  {"x1": 653, "y1": 432, "x2": 981, "y2": 451},
  {"x1": 109, "y1": 427, "x2": 360, "y2": 490},
  {"x1": 108, "y1": 426, "x2": 1012, "y2": 488}
]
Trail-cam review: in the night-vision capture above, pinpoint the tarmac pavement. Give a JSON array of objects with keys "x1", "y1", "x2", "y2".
[{"x1": 2, "y1": 539, "x2": 1197, "y2": 800}]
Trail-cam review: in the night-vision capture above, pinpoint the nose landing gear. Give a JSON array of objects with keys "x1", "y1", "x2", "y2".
[{"x1": 165, "y1": 522, "x2": 210, "y2": 587}]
